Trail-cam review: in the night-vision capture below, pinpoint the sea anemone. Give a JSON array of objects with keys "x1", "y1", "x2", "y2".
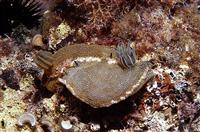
[{"x1": 0, "y1": 0, "x2": 44, "y2": 36}]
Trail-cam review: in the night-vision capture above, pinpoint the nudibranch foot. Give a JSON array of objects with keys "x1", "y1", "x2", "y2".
[{"x1": 59, "y1": 61, "x2": 154, "y2": 108}]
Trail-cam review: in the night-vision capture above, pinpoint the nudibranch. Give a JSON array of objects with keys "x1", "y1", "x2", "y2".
[{"x1": 34, "y1": 43, "x2": 154, "y2": 108}]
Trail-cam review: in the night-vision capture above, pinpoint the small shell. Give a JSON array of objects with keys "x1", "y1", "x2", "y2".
[
  {"x1": 32, "y1": 34, "x2": 44, "y2": 47},
  {"x1": 17, "y1": 112, "x2": 36, "y2": 127},
  {"x1": 40, "y1": 119, "x2": 54, "y2": 132},
  {"x1": 60, "y1": 120, "x2": 73, "y2": 131}
]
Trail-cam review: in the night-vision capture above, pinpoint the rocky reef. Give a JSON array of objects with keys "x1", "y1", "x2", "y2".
[{"x1": 0, "y1": 0, "x2": 199, "y2": 131}]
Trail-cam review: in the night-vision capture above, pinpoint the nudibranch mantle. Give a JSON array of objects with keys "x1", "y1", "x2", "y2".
[{"x1": 34, "y1": 43, "x2": 154, "y2": 108}]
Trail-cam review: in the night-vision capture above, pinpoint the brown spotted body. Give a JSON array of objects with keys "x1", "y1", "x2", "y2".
[{"x1": 34, "y1": 43, "x2": 154, "y2": 108}]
